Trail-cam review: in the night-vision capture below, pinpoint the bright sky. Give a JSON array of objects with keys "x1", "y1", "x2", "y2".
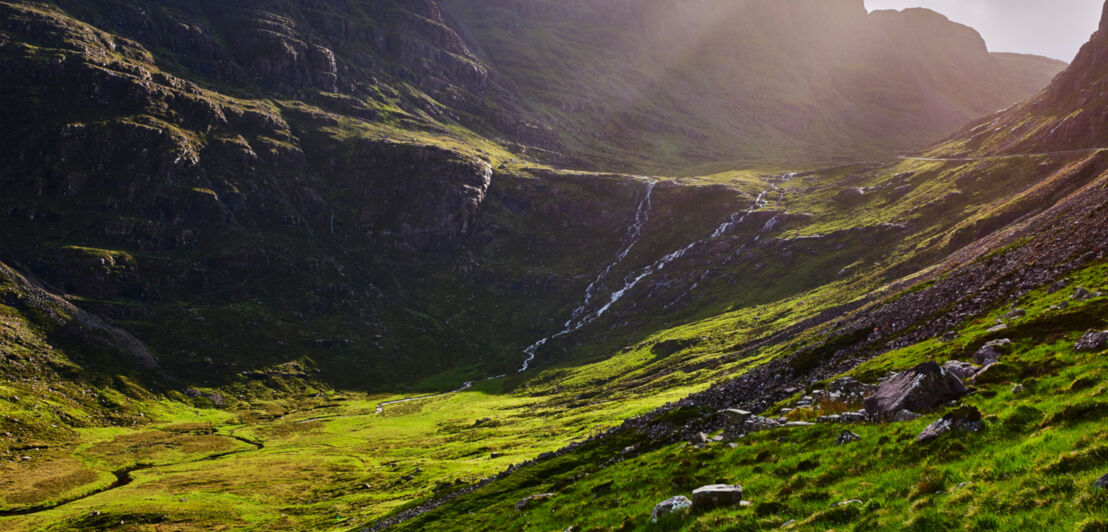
[{"x1": 865, "y1": 0, "x2": 1104, "y2": 61}]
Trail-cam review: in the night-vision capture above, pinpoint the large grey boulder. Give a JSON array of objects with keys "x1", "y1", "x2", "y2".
[
  {"x1": 863, "y1": 362, "x2": 967, "y2": 422},
  {"x1": 973, "y1": 339, "x2": 1012, "y2": 365},
  {"x1": 1075, "y1": 331, "x2": 1108, "y2": 352},
  {"x1": 915, "y1": 406, "x2": 983, "y2": 444},
  {"x1": 651, "y1": 496, "x2": 692, "y2": 522},
  {"x1": 691, "y1": 484, "x2": 744, "y2": 510}
]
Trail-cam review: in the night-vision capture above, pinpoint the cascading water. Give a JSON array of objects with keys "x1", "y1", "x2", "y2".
[
  {"x1": 518, "y1": 179, "x2": 657, "y2": 372},
  {"x1": 518, "y1": 172, "x2": 795, "y2": 372}
]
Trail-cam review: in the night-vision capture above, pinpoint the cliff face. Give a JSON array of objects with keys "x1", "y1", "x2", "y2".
[{"x1": 935, "y1": 1, "x2": 1108, "y2": 156}]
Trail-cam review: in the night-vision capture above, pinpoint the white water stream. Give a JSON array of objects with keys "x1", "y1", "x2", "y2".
[
  {"x1": 518, "y1": 173, "x2": 793, "y2": 372},
  {"x1": 375, "y1": 174, "x2": 793, "y2": 414}
]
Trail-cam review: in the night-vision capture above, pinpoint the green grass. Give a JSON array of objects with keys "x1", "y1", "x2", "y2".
[{"x1": 394, "y1": 260, "x2": 1108, "y2": 531}]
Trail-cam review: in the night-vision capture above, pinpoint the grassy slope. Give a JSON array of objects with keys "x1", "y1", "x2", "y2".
[{"x1": 393, "y1": 261, "x2": 1108, "y2": 532}]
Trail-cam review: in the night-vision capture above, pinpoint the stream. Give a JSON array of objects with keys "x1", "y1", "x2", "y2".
[{"x1": 0, "y1": 433, "x2": 264, "y2": 518}]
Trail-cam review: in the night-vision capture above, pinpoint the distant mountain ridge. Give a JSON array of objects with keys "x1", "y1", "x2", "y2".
[{"x1": 13, "y1": 0, "x2": 1067, "y2": 171}]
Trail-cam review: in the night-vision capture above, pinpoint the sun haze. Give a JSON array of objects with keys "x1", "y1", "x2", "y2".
[{"x1": 866, "y1": 0, "x2": 1103, "y2": 61}]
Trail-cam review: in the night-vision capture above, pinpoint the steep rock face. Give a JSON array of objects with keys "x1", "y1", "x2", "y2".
[
  {"x1": 946, "y1": 1, "x2": 1108, "y2": 155},
  {"x1": 317, "y1": 140, "x2": 494, "y2": 251}
]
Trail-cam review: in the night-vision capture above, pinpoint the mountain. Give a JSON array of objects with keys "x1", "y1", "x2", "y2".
[
  {"x1": 0, "y1": 0, "x2": 1105, "y2": 530},
  {"x1": 442, "y1": 0, "x2": 1067, "y2": 168}
]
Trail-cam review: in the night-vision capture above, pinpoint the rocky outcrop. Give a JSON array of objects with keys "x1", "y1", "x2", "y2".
[{"x1": 863, "y1": 363, "x2": 967, "y2": 422}]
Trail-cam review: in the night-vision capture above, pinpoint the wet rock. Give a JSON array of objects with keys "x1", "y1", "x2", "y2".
[
  {"x1": 515, "y1": 493, "x2": 556, "y2": 511},
  {"x1": 863, "y1": 362, "x2": 967, "y2": 422},
  {"x1": 691, "y1": 484, "x2": 744, "y2": 510},
  {"x1": 942, "y1": 360, "x2": 980, "y2": 381},
  {"x1": 973, "y1": 339, "x2": 1012, "y2": 365},
  {"x1": 1075, "y1": 331, "x2": 1108, "y2": 352},
  {"x1": 915, "y1": 406, "x2": 983, "y2": 444},
  {"x1": 836, "y1": 430, "x2": 861, "y2": 445},
  {"x1": 651, "y1": 496, "x2": 692, "y2": 523}
]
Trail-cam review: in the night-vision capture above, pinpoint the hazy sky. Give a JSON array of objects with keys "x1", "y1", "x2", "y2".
[{"x1": 865, "y1": 0, "x2": 1104, "y2": 61}]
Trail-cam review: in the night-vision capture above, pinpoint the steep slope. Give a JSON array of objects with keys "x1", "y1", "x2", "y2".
[
  {"x1": 932, "y1": 1, "x2": 1108, "y2": 157},
  {"x1": 440, "y1": 0, "x2": 1067, "y2": 169}
]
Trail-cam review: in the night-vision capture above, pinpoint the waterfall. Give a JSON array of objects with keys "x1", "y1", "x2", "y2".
[{"x1": 518, "y1": 173, "x2": 793, "y2": 372}]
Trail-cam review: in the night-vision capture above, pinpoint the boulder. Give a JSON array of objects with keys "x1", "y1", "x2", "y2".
[
  {"x1": 1095, "y1": 473, "x2": 1108, "y2": 490},
  {"x1": 651, "y1": 496, "x2": 692, "y2": 522},
  {"x1": 1075, "y1": 331, "x2": 1108, "y2": 352},
  {"x1": 515, "y1": 493, "x2": 556, "y2": 511},
  {"x1": 691, "y1": 484, "x2": 744, "y2": 510},
  {"x1": 1073, "y1": 286, "x2": 1094, "y2": 300},
  {"x1": 836, "y1": 430, "x2": 861, "y2": 445},
  {"x1": 1000, "y1": 308, "x2": 1026, "y2": 321},
  {"x1": 973, "y1": 339, "x2": 1012, "y2": 365},
  {"x1": 863, "y1": 362, "x2": 968, "y2": 422},
  {"x1": 723, "y1": 409, "x2": 753, "y2": 424},
  {"x1": 915, "y1": 406, "x2": 983, "y2": 444},
  {"x1": 942, "y1": 360, "x2": 980, "y2": 381}
]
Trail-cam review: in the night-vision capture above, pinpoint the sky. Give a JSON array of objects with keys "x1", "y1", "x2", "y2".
[{"x1": 865, "y1": 0, "x2": 1104, "y2": 61}]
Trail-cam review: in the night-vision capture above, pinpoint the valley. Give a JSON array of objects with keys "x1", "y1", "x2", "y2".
[{"x1": 3, "y1": 0, "x2": 1108, "y2": 530}]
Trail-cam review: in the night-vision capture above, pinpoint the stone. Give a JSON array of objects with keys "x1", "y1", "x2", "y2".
[
  {"x1": 942, "y1": 360, "x2": 980, "y2": 381},
  {"x1": 1011, "y1": 383, "x2": 1026, "y2": 394},
  {"x1": 691, "y1": 484, "x2": 744, "y2": 510},
  {"x1": 915, "y1": 406, "x2": 983, "y2": 444},
  {"x1": 863, "y1": 362, "x2": 968, "y2": 422},
  {"x1": 1001, "y1": 308, "x2": 1026, "y2": 321},
  {"x1": 1073, "y1": 287, "x2": 1094, "y2": 300},
  {"x1": 723, "y1": 409, "x2": 753, "y2": 424},
  {"x1": 651, "y1": 496, "x2": 692, "y2": 522},
  {"x1": 1075, "y1": 331, "x2": 1108, "y2": 352},
  {"x1": 986, "y1": 324, "x2": 1009, "y2": 333},
  {"x1": 515, "y1": 493, "x2": 556, "y2": 511},
  {"x1": 1095, "y1": 473, "x2": 1108, "y2": 490},
  {"x1": 973, "y1": 339, "x2": 1012, "y2": 365},
  {"x1": 836, "y1": 430, "x2": 861, "y2": 445},
  {"x1": 834, "y1": 499, "x2": 863, "y2": 507}
]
